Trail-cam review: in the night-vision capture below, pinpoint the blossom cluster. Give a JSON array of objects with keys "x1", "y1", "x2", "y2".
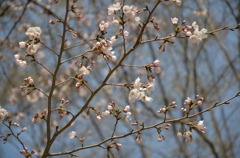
[
  {"x1": 93, "y1": 36, "x2": 117, "y2": 61},
  {"x1": 188, "y1": 21, "x2": 208, "y2": 44},
  {"x1": 20, "y1": 77, "x2": 35, "y2": 95},
  {"x1": 32, "y1": 109, "x2": 47, "y2": 123},
  {"x1": 87, "y1": 102, "x2": 132, "y2": 122},
  {"x1": 14, "y1": 54, "x2": 27, "y2": 69},
  {"x1": 181, "y1": 95, "x2": 204, "y2": 113},
  {"x1": 108, "y1": 2, "x2": 141, "y2": 25},
  {"x1": 171, "y1": 17, "x2": 208, "y2": 44},
  {"x1": 128, "y1": 77, "x2": 155, "y2": 103},
  {"x1": 177, "y1": 120, "x2": 206, "y2": 143},
  {"x1": 75, "y1": 65, "x2": 92, "y2": 88},
  {"x1": 157, "y1": 101, "x2": 177, "y2": 113},
  {"x1": 15, "y1": 26, "x2": 42, "y2": 68},
  {"x1": 0, "y1": 106, "x2": 7, "y2": 122}
]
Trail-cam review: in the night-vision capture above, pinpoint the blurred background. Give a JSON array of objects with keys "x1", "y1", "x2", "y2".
[{"x1": 0, "y1": 0, "x2": 239, "y2": 157}]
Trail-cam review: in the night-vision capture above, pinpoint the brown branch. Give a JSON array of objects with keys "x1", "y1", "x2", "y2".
[{"x1": 48, "y1": 91, "x2": 239, "y2": 156}]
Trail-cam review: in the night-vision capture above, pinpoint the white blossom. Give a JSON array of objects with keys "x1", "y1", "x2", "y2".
[
  {"x1": 171, "y1": 17, "x2": 178, "y2": 25},
  {"x1": 123, "y1": 5, "x2": 133, "y2": 14},
  {"x1": 108, "y1": 2, "x2": 121, "y2": 15},
  {"x1": 69, "y1": 131, "x2": 76, "y2": 139},
  {"x1": 184, "y1": 97, "x2": 191, "y2": 105},
  {"x1": 146, "y1": 82, "x2": 155, "y2": 95},
  {"x1": 174, "y1": 0, "x2": 182, "y2": 6},
  {"x1": 25, "y1": 26, "x2": 42, "y2": 40},
  {"x1": 79, "y1": 66, "x2": 90, "y2": 75},
  {"x1": 197, "y1": 120, "x2": 205, "y2": 130},
  {"x1": 188, "y1": 28, "x2": 208, "y2": 44},
  {"x1": 0, "y1": 106, "x2": 7, "y2": 122},
  {"x1": 14, "y1": 54, "x2": 27, "y2": 69},
  {"x1": 123, "y1": 31, "x2": 129, "y2": 37},
  {"x1": 188, "y1": 21, "x2": 208, "y2": 44},
  {"x1": 141, "y1": 96, "x2": 153, "y2": 102},
  {"x1": 104, "y1": 110, "x2": 110, "y2": 116},
  {"x1": 112, "y1": 20, "x2": 119, "y2": 25},
  {"x1": 19, "y1": 41, "x2": 25, "y2": 48},
  {"x1": 125, "y1": 112, "x2": 131, "y2": 121}
]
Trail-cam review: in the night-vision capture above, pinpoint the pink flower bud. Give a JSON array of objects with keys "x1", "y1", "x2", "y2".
[
  {"x1": 49, "y1": 20, "x2": 55, "y2": 25},
  {"x1": 22, "y1": 127, "x2": 27, "y2": 132},
  {"x1": 131, "y1": 121, "x2": 138, "y2": 126},
  {"x1": 96, "y1": 115, "x2": 101, "y2": 121},
  {"x1": 158, "y1": 135, "x2": 162, "y2": 142}
]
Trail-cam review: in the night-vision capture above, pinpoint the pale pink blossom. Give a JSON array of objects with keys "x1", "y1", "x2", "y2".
[
  {"x1": 99, "y1": 21, "x2": 109, "y2": 31},
  {"x1": 154, "y1": 67, "x2": 161, "y2": 74},
  {"x1": 22, "y1": 127, "x2": 27, "y2": 132},
  {"x1": 188, "y1": 21, "x2": 208, "y2": 44},
  {"x1": 104, "y1": 110, "x2": 110, "y2": 116},
  {"x1": 69, "y1": 131, "x2": 76, "y2": 139},
  {"x1": 134, "y1": 16, "x2": 141, "y2": 24},
  {"x1": 123, "y1": 31, "x2": 129, "y2": 37},
  {"x1": 177, "y1": 131, "x2": 182, "y2": 137},
  {"x1": 79, "y1": 66, "x2": 90, "y2": 75},
  {"x1": 141, "y1": 96, "x2": 153, "y2": 102},
  {"x1": 196, "y1": 100, "x2": 202, "y2": 107},
  {"x1": 186, "y1": 31, "x2": 192, "y2": 36},
  {"x1": 27, "y1": 44, "x2": 38, "y2": 54},
  {"x1": 0, "y1": 106, "x2": 7, "y2": 122},
  {"x1": 25, "y1": 26, "x2": 42, "y2": 40},
  {"x1": 112, "y1": 20, "x2": 119, "y2": 25},
  {"x1": 184, "y1": 97, "x2": 191, "y2": 105},
  {"x1": 153, "y1": 59, "x2": 160, "y2": 66},
  {"x1": 14, "y1": 54, "x2": 27, "y2": 68},
  {"x1": 123, "y1": 105, "x2": 130, "y2": 112},
  {"x1": 110, "y1": 36, "x2": 117, "y2": 43},
  {"x1": 107, "y1": 105, "x2": 113, "y2": 111},
  {"x1": 108, "y1": 2, "x2": 121, "y2": 15},
  {"x1": 96, "y1": 114, "x2": 101, "y2": 121},
  {"x1": 129, "y1": 89, "x2": 139, "y2": 103},
  {"x1": 19, "y1": 41, "x2": 26, "y2": 48},
  {"x1": 158, "y1": 135, "x2": 163, "y2": 142},
  {"x1": 136, "y1": 136, "x2": 142, "y2": 144},
  {"x1": 197, "y1": 120, "x2": 206, "y2": 131},
  {"x1": 146, "y1": 82, "x2": 155, "y2": 95},
  {"x1": 171, "y1": 17, "x2": 178, "y2": 25},
  {"x1": 184, "y1": 131, "x2": 192, "y2": 142},
  {"x1": 125, "y1": 112, "x2": 131, "y2": 121},
  {"x1": 123, "y1": 5, "x2": 132, "y2": 14},
  {"x1": 173, "y1": 0, "x2": 182, "y2": 6}
]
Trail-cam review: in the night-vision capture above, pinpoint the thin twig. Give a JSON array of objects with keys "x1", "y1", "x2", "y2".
[
  {"x1": 61, "y1": 49, "x2": 94, "y2": 64},
  {"x1": 34, "y1": 59, "x2": 53, "y2": 76},
  {"x1": 40, "y1": 41, "x2": 59, "y2": 55},
  {"x1": 34, "y1": 87, "x2": 48, "y2": 97},
  {"x1": 64, "y1": 39, "x2": 96, "y2": 50}
]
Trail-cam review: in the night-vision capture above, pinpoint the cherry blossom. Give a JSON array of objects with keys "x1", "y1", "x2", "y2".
[
  {"x1": 25, "y1": 26, "x2": 42, "y2": 40},
  {"x1": 0, "y1": 106, "x2": 7, "y2": 122},
  {"x1": 184, "y1": 97, "x2": 191, "y2": 105},
  {"x1": 14, "y1": 54, "x2": 27, "y2": 69},
  {"x1": 129, "y1": 77, "x2": 155, "y2": 103},
  {"x1": 69, "y1": 131, "x2": 76, "y2": 139},
  {"x1": 79, "y1": 66, "x2": 91, "y2": 75},
  {"x1": 125, "y1": 112, "x2": 131, "y2": 121},
  {"x1": 189, "y1": 21, "x2": 208, "y2": 44},
  {"x1": 171, "y1": 17, "x2": 178, "y2": 25},
  {"x1": 19, "y1": 41, "x2": 26, "y2": 48},
  {"x1": 173, "y1": 0, "x2": 182, "y2": 6},
  {"x1": 108, "y1": 2, "x2": 121, "y2": 15}
]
